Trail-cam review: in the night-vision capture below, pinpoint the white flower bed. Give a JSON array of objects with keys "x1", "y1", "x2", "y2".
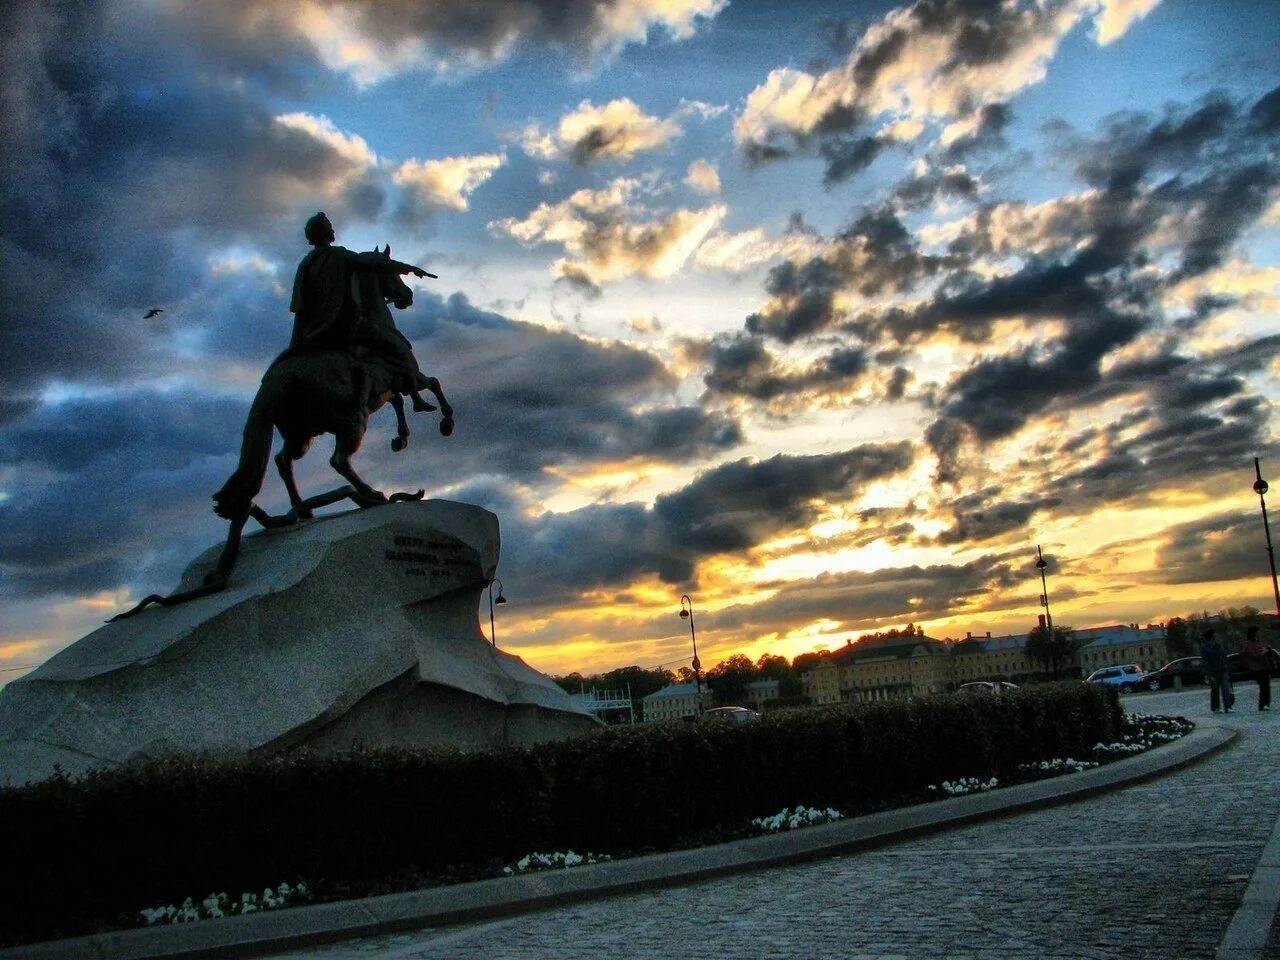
[
  {"x1": 502, "y1": 851, "x2": 611, "y2": 875},
  {"x1": 1019, "y1": 757, "x2": 1098, "y2": 775},
  {"x1": 751, "y1": 805, "x2": 844, "y2": 833},
  {"x1": 139, "y1": 882, "x2": 306, "y2": 926},
  {"x1": 926, "y1": 776, "x2": 999, "y2": 797},
  {"x1": 1093, "y1": 714, "x2": 1194, "y2": 758}
]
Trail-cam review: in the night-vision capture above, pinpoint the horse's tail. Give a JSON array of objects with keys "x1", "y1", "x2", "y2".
[{"x1": 212, "y1": 383, "x2": 277, "y2": 521}]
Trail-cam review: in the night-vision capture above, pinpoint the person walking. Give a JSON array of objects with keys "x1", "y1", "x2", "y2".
[
  {"x1": 1242, "y1": 625, "x2": 1272, "y2": 712},
  {"x1": 1200, "y1": 629, "x2": 1234, "y2": 713}
]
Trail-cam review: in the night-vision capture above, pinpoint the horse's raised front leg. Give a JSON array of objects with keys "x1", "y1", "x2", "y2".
[
  {"x1": 275, "y1": 433, "x2": 313, "y2": 517},
  {"x1": 389, "y1": 394, "x2": 410, "y2": 453},
  {"x1": 423, "y1": 376, "x2": 455, "y2": 436},
  {"x1": 330, "y1": 423, "x2": 386, "y2": 506}
]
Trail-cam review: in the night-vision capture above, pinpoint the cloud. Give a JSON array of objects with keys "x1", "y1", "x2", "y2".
[
  {"x1": 0, "y1": 390, "x2": 245, "y2": 597},
  {"x1": 493, "y1": 441, "x2": 916, "y2": 593},
  {"x1": 173, "y1": 0, "x2": 729, "y2": 85},
  {"x1": 935, "y1": 489, "x2": 1061, "y2": 545},
  {"x1": 702, "y1": 335, "x2": 869, "y2": 402},
  {"x1": 1154, "y1": 510, "x2": 1271, "y2": 585},
  {"x1": 734, "y1": 0, "x2": 1163, "y2": 182},
  {"x1": 0, "y1": 0, "x2": 392, "y2": 407},
  {"x1": 350, "y1": 291, "x2": 745, "y2": 486},
  {"x1": 692, "y1": 226, "x2": 820, "y2": 274},
  {"x1": 490, "y1": 178, "x2": 726, "y2": 290},
  {"x1": 745, "y1": 205, "x2": 949, "y2": 342},
  {"x1": 521, "y1": 98, "x2": 683, "y2": 165},
  {"x1": 710, "y1": 557, "x2": 1017, "y2": 638},
  {"x1": 393, "y1": 152, "x2": 506, "y2": 213},
  {"x1": 684, "y1": 159, "x2": 721, "y2": 194},
  {"x1": 1093, "y1": 0, "x2": 1162, "y2": 45}
]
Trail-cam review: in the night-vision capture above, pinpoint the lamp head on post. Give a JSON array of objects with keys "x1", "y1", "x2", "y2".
[
  {"x1": 487, "y1": 578, "x2": 506, "y2": 647},
  {"x1": 678, "y1": 594, "x2": 702, "y2": 710}
]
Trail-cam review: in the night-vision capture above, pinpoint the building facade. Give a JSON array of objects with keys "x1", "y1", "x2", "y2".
[
  {"x1": 1077, "y1": 624, "x2": 1167, "y2": 674},
  {"x1": 642, "y1": 682, "x2": 713, "y2": 722},
  {"x1": 799, "y1": 622, "x2": 1172, "y2": 699}
]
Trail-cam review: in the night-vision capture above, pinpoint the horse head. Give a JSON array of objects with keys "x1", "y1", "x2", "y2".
[{"x1": 373, "y1": 244, "x2": 413, "y2": 310}]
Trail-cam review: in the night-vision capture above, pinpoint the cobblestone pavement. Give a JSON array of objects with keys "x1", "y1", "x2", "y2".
[{"x1": 278, "y1": 689, "x2": 1280, "y2": 960}]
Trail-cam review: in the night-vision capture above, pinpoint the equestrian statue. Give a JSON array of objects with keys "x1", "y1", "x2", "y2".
[{"x1": 112, "y1": 212, "x2": 453, "y2": 620}]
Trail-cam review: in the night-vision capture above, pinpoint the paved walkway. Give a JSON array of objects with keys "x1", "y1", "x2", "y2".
[{"x1": 271, "y1": 688, "x2": 1277, "y2": 960}]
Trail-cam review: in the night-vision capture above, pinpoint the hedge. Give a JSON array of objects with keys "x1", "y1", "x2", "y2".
[{"x1": 0, "y1": 682, "x2": 1120, "y2": 945}]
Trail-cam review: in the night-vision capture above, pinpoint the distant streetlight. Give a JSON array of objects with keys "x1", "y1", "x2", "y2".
[
  {"x1": 1035, "y1": 545, "x2": 1054, "y2": 636},
  {"x1": 488, "y1": 578, "x2": 506, "y2": 648},
  {"x1": 1253, "y1": 458, "x2": 1280, "y2": 619},
  {"x1": 679, "y1": 594, "x2": 704, "y2": 713}
]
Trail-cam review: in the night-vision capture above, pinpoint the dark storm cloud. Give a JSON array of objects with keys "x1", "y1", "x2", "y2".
[
  {"x1": 936, "y1": 312, "x2": 1148, "y2": 442},
  {"x1": 327, "y1": 291, "x2": 744, "y2": 489},
  {"x1": 710, "y1": 556, "x2": 1017, "y2": 636},
  {"x1": 702, "y1": 335, "x2": 868, "y2": 401},
  {"x1": 0, "y1": 0, "x2": 386, "y2": 405},
  {"x1": 1155, "y1": 511, "x2": 1272, "y2": 586},
  {"x1": 935, "y1": 488, "x2": 1060, "y2": 545},
  {"x1": 0, "y1": 391, "x2": 244, "y2": 596},
  {"x1": 893, "y1": 165, "x2": 979, "y2": 211},
  {"x1": 655, "y1": 443, "x2": 914, "y2": 558},
  {"x1": 747, "y1": 206, "x2": 950, "y2": 343},
  {"x1": 488, "y1": 442, "x2": 916, "y2": 596},
  {"x1": 172, "y1": 0, "x2": 725, "y2": 77},
  {"x1": 820, "y1": 135, "x2": 889, "y2": 186},
  {"x1": 939, "y1": 103, "x2": 1010, "y2": 161},
  {"x1": 1250, "y1": 84, "x2": 1280, "y2": 132}
]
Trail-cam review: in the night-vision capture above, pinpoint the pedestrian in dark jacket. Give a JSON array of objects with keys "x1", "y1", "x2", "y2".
[
  {"x1": 1242, "y1": 625, "x2": 1271, "y2": 712},
  {"x1": 1200, "y1": 629, "x2": 1234, "y2": 713}
]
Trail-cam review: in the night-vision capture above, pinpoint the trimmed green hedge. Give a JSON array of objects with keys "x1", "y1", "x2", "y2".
[{"x1": 0, "y1": 682, "x2": 1120, "y2": 945}]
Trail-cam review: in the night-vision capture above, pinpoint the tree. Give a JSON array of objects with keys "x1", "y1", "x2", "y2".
[
  {"x1": 1025, "y1": 623, "x2": 1081, "y2": 679},
  {"x1": 1219, "y1": 606, "x2": 1261, "y2": 652},
  {"x1": 552, "y1": 671, "x2": 585, "y2": 694},
  {"x1": 1163, "y1": 617, "x2": 1193, "y2": 659},
  {"x1": 706, "y1": 653, "x2": 757, "y2": 706},
  {"x1": 754, "y1": 653, "x2": 791, "y2": 680}
]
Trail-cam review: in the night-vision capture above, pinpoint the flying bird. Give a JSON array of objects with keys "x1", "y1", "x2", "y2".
[{"x1": 143, "y1": 308, "x2": 163, "y2": 319}]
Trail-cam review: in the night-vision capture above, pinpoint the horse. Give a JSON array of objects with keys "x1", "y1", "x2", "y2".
[{"x1": 211, "y1": 249, "x2": 452, "y2": 549}]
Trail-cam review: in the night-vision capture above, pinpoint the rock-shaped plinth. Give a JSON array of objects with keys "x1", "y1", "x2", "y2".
[{"x1": 0, "y1": 500, "x2": 597, "y2": 785}]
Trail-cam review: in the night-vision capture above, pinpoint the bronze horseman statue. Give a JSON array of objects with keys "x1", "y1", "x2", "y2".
[{"x1": 114, "y1": 213, "x2": 453, "y2": 619}]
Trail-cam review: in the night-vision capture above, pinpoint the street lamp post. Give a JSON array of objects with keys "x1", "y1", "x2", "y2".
[
  {"x1": 488, "y1": 578, "x2": 506, "y2": 647},
  {"x1": 679, "y1": 594, "x2": 703, "y2": 713},
  {"x1": 1253, "y1": 458, "x2": 1280, "y2": 620},
  {"x1": 1035, "y1": 545, "x2": 1053, "y2": 637}
]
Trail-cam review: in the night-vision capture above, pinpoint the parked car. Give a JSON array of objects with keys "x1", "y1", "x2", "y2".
[
  {"x1": 700, "y1": 706, "x2": 759, "y2": 722},
  {"x1": 1142, "y1": 648, "x2": 1280, "y2": 691},
  {"x1": 958, "y1": 681, "x2": 1019, "y2": 695},
  {"x1": 1140, "y1": 657, "x2": 1205, "y2": 692},
  {"x1": 1085, "y1": 664, "x2": 1145, "y2": 693},
  {"x1": 1227, "y1": 646, "x2": 1280, "y2": 682}
]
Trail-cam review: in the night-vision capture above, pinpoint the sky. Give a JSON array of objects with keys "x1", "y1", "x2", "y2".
[{"x1": 2, "y1": 0, "x2": 1279, "y2": 685}]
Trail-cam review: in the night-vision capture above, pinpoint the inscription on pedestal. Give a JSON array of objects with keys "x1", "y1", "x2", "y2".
[{"x1": 383, "y1": 533, "x2": 473, "y2": 583}]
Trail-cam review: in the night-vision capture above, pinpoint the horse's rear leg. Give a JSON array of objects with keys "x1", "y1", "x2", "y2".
[
  {"x1": 275, "y1": 433, "x2": 313, "y2": 516},
  {"x1": 389, "y1": 395, "x2": 410, "y2": 453},
  {"x1": 330, "y1": 424, "x2": 385, "y2": 505},
  {"x1": 423, "y1": 377, "x2": 455, "y2": 436}
]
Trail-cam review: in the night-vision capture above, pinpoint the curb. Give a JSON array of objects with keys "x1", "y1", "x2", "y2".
[{"x1": 7, "y1": 726, "x2": 1237, "y2": 960}]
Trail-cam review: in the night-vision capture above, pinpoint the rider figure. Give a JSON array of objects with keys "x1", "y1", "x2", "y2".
[{"x1": 290, "y1": 212, "x2": 436, "y2": 412}]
